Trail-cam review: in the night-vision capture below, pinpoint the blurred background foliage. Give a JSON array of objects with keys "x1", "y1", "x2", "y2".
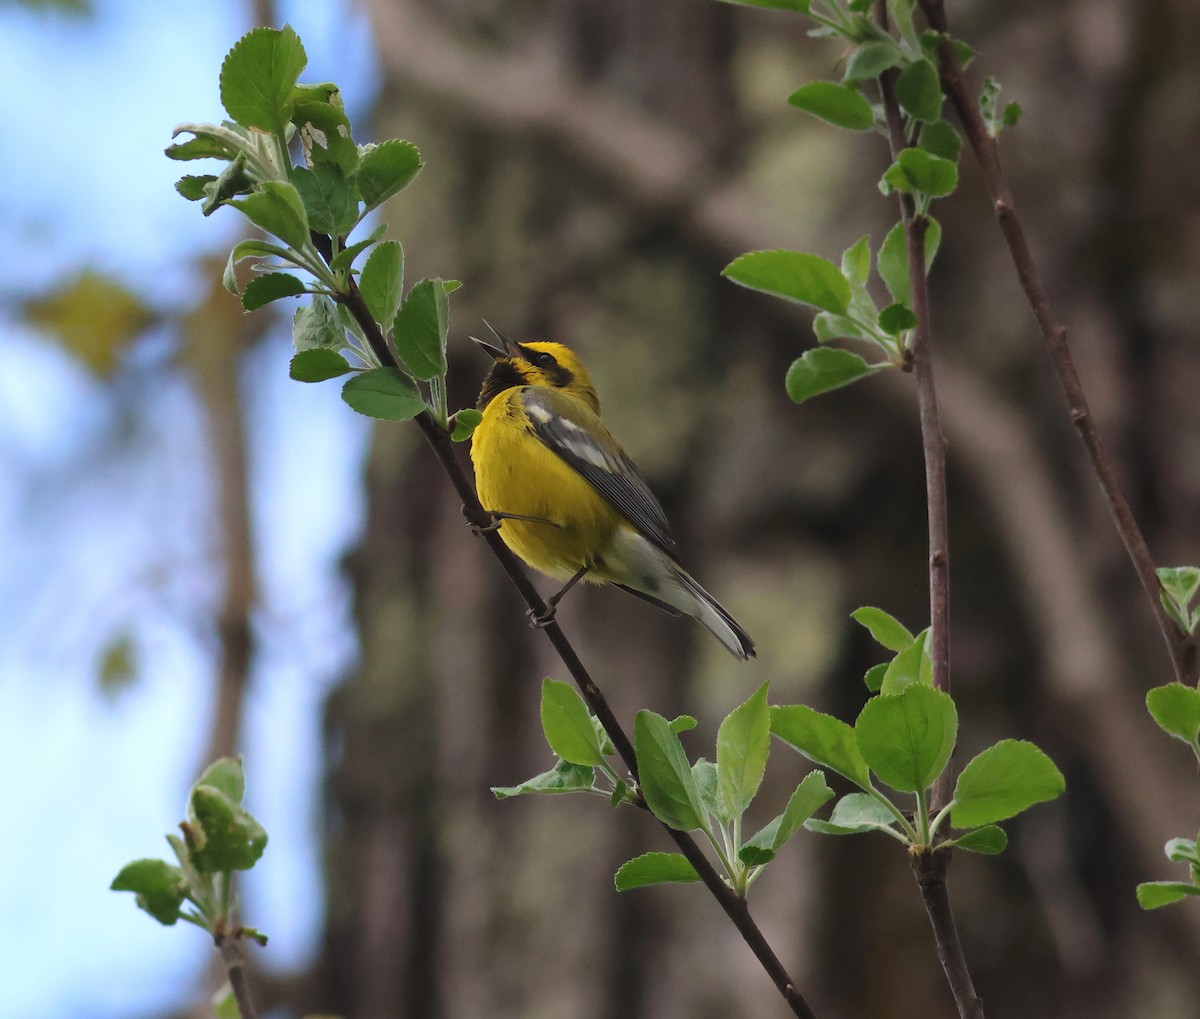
[{"x1": 5, "y1": 0, "x2": 1200, "y2": 1016}]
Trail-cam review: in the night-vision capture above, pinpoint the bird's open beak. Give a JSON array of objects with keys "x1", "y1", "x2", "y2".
[{"x1": 470, "y1": 320, "x2": 523, "y2": 360}]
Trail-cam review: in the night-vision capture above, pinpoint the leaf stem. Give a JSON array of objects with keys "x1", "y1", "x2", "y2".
[
  {"x1": 916, "y1": 0, "x2": 1197, "y2": 686},
  {"x1": 928, "y1": 800, "x2": 954, "y2": 839},
  {"x1": 313, "y1": 233, "x2": 822, "y2": 1019}
]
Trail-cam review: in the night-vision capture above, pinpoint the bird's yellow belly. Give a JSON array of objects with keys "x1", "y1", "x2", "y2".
[{"x1": 471, "y1": 396, "x2": 618, "y2": 582}]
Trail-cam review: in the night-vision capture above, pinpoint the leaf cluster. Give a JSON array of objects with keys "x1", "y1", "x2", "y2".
[
  {"x1": 494, "y1": 681, "x2": 836, "y2": 897},
  {"x1": 168, "y1": 25, "x2": 478, "y2": 437},
  {"x1": 110, "y1": 758, "x2": 268, "y2": 942},
  {"x1": 717, "y1": 0, "x2": 1025, "y2": 408},
  {"x1": 772, "y1": 607, "x2": 1064, "y2": 854}
]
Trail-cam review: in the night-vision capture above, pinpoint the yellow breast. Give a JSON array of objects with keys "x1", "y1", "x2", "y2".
[{"x1": 471, "y1": 388, "x2": 619, "y2": 582}]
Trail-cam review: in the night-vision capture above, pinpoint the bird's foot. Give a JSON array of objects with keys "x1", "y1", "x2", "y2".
[
  {"x1": 465, "y1": 507, "x2": 562, "y2": 536},
  {"x1": 463, "y1": 506, "x2": 503, "y2": 535},
  {"x1": 527, "y1": 603, "x2": 557, "y2": 629}
]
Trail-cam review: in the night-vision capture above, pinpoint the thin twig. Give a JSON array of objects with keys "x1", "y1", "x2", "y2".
[
  {"x1": 216, "y1": 935, "x2": 257, "y2": 1019},
  {"x1": 877, "y1": 64, "x2": 952, "y2": 710},
  {"x1": 877, "y1": 17, "x2": 980, "y2": 1015},
  {"x1": 911, "y1": 851, "x2": 985, "y2": 1019},
  {"x1": 916, "y1": 0, "x2": 1196, "y2": 686},
  {"x1": 314, "y1": 235, "x2": 819, "y2": 1019}
]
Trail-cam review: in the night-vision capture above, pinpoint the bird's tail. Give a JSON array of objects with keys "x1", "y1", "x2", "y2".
[{"x1": 672, "y1": 565, "x2": 756, "y2": 661}]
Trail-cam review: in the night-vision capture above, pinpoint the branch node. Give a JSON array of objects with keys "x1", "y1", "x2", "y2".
[{"x1": 993, "y1": 199, "x2": 1011, "y2": 220}]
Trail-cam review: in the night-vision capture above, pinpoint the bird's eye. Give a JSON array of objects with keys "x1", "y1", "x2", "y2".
[{"x1": 534, "y1": 351, "x2": 556, "y2": 367}]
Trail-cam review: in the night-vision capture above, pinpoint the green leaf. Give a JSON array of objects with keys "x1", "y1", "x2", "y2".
[
  {"x1": 771, "y1": 704, "x2": 871, "y2": 788},
  {"x1": 290, "y1": 348, "x2": 352, "y2": 383},
  {"x1": 812, "y1": 313, "x2": 866, "y2": 344},
  {"x1": 293, "y1": 164, "x2": 359, "y2": 237},
  {"x1": 354, "y1": 139, "x2": 423, "y2": 209},
  {"x1": 840, "y1": 235, "x2": 871, "y2": 285},
  {"x1": 176, "y1": 174, "x2": 217, "y2": 201},
  {"x1": 882, "y1": 148, "x2": 958, "y2": 198},
  {"x1": 1165, "y1": 837, "x2": 1200, "y2": 865},
  {"x1": 111, "y1": 859, "x2": 187, "y2": 925},
  {"x1": 634, "y1": 710, "x2": 707, "y2": 832},
  {"x1": 919, "y1": 120, "x2": 962, "y2": 163},
  {"x1": 1146, "y1": 684, "x2": 1200, "y2": 746},
  {"x1": 330, "y1": 223, "x2": 388, "y2": 272},
  {"x1": 723, "y1": 250, "x2": 851, "y2": 315},
  {"x1": 614, "y1": 852, "x2": 701, "y2": 891},
  {"x1": 200, "y1": 155, "x2": 255, "y2": 217},
  {"x1": 1137, "y1": 881, "x2": 1200, "y2": 910},
  {"x1": 843, "y1": 40, "x2": 904, "y2": 81},
  {"x1": 669, "y1": 715, "x2": 699, "y2": 734},
  {"x1": 951, "y1": 739, "x2": 1065, "y2": 828},
  {"x1": 241, "y1": 272, "x2": 306, "y2": 312},
  {"x1": 492, "y1": 759, "x2": 598, "y2": 799},
  {"x1": 292, "y1": 96, "x2": 359, "y2": 176},
  {"x1": 165, "y1": 132, "x2": 237, "y2": 162},
  {"x1": 219, "y1": 25, "x2": 307, "y2": 133},
  {"x1": 691, "y1": 758, "x2": 725, "y2": 823},
  {"x1": 851, "y1": 606, "x2": 914, "y2": 652},
  {"x1": 394, "y1": 278, "x2": 452, "y2": 380},
  {"x1": 359, "y1": 241, "x2": 405, "y2": 329},
  {"x1": 540, "y1": 678, "x2": 607, "y2": 767},
  {"x1": 879, "y1": 630, "x2": 930, "y2": 695},
  {"x1": 224, "y1": 238, "x2": 293, "y2": 295},
  {"x1": 863, "y1": 663, "x2": 887, "y2": 693},
  {"x1": 231, "y1": 181, "x2": 310, "y2": 250},
  {"x1": 1159, "y1": 566, "x2": 1200, "y2": 607},
  {"x1": 292, "y1": 295, "x2": 345, "y2": 351},
  {"x1": 740, "y1": 770, "x2": 834, "y2": 865},
  {"x1": 954, "y1": 825, "x2": 1007, "y2": 854},
  {"x1": 785, "y1": 348, "x2": 882, "y2": 405},
  {"x1": 188, "y1": 786, "x2": 268, "y2": 873},
  {"x1": 979, "y1": 76, "x2": 1021, "y2": 137},
  {"x1": 716, "y1": 682, "x2": 771, "y2": 818},
  {"x1": 895, "y1": 58, "x2": 943, "y2": 122},
  {"x1": 1160, "y1": 590, "x2": 1191, "y2": 634},
  {"x1": 877, "y1": 219, "x2": 942, "y2": 305},
  {"x1": 450, "y1": 408, "x2": 483, "y2": 441},
  {"x1": 341, "y1": 367, "x2": 426, "y2": 421},
  {"x1": 878, "y1": 303, "x2": 917, "y2": 335},
  {"x1": 855, "y1": 684, "x2": 957, "y2": 793},
  {"x1": 212, "y1": 983, "x2": 240, "y2": 1019},
  {"x1": 196, "y1": 757, "x2": 246, "y2": 805},
  {"x1": 787, "y1": 81, "x2": 875, "y2": 131},
  {"x1": 806, "y1": 791, "x2": 899, "y2": 835}
]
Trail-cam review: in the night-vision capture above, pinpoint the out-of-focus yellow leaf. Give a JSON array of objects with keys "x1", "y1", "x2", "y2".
[
  {"x1": 97, "y1": 631, "x2": 138, "y2": 701},
  {"x1": 24, "y1": 270, "x2": 154, "y2": 377}
]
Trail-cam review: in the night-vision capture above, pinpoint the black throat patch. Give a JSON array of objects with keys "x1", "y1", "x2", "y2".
[{"x1": 477, "y1": 361, "x2": 524, "y2": 409}]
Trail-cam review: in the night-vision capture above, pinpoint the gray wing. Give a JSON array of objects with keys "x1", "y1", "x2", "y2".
[{"x1": 521, "y1": 387, "x2": 676, "y2": 557}]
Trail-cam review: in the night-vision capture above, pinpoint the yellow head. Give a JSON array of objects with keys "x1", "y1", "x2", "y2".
[{"x1": 473, "y1": 325, "x2": 600, "y2": 413}]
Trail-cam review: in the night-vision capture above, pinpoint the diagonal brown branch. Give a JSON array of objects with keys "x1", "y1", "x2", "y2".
[
  {"x1": 312, "y1": 234, "x2": 820, "y2": 1019},
  {"x1": 916, "y1": 0, "x2": 1196, "y2": 686}
]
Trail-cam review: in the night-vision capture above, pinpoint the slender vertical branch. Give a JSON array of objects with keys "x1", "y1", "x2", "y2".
[
  {"x1": 916, "y1": 0, "x2": 1196, "y2": 685},
  {"x1": 877, "y1": 66, "x2": 951, "y2": 707},
  {"x1": 315, "y1": 237, "x2": 819, "y2": 1019},
  {"x1": 216, "y1": 935, "x2": 258, "y2": 1019},
  {"x1": 911, "y1": 851, "x2": 985, "y2": 1019},
  {"x1": 877, "y1": 22, "x2": 980, "y2": 1017}
]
